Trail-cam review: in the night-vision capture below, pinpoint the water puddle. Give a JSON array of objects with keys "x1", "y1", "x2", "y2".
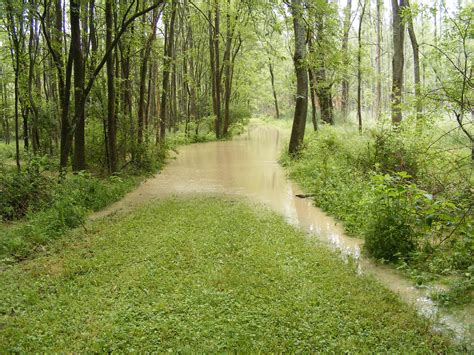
[{"x1": 93, "y1": 123, "x2": 472, "y2": 344}]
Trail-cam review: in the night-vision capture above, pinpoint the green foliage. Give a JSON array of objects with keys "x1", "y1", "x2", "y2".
[
  {"x1": 0, "y1": 172, "x2": 139, "y2": 261},
  {"x1": 283, "y1": 123, "x2": 473, "y2": 304},
  {"x1": 0, "y1": 198, "x2": 455, "y2": 352},
  {"x1": 0, "y1": 155, "x2": 53, "y2": 221},
  {"x1": 431, "y1": 274, "x2": 474, "y2": 307},
  {"x1": 364, "y1": 173, "x2": 420, "y2": 261},
  {"x1": 0, "y1": 143, "x2": 15, "y2": 161}
]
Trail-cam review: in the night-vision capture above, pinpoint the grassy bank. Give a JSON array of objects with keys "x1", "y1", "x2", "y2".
[
  {"x1": 0, "y1": 197, "x2": 457, "y2": 352},
  {"x1": 281, "y1": 122, "x2": 473, "y2": 306}
]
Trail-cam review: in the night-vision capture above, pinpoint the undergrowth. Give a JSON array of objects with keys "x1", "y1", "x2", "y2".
[{"x1": 281, "y1": 119, "x2": 473, "y2": 306}]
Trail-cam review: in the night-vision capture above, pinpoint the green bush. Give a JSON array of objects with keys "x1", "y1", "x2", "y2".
[
  {"x1": 0, "y1": 156, "x2": 54, "y2": 221},
  {"x1": 0, "y1": 142, "x2": 16, "y2": 160},
  {"x1": 364, "y1": 173, "x2": 420, "y2": 261}
]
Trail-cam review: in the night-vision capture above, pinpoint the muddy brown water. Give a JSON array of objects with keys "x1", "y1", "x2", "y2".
[{"x1": 93, "y1": 123, "x2": 472, "y2": 344}]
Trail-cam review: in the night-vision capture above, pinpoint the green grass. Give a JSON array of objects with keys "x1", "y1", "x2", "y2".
[{"x1": 0, "y1": 197, "x2": 457, "y2": 352}]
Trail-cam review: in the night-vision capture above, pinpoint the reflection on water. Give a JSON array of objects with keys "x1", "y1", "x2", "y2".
[{"x1": 94, "y1": 124, "x2": 472, "y2": 343}]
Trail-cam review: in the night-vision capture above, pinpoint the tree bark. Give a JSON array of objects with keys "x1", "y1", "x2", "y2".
[
  {"x1": 357, "y1": 0, "x2": 367, "y2": 134},
  {"x1": 341, "y1": 0, "x2": 352, "y2": 119},
  {"x1": 308, "y1": 68, "x2": 318, "y2": 131},
  {"x1": 288, "y1": 0, "x2": 308, "y2": 155},
  {"x1": 391, "y1": 0, "x2": 406, "y2": 124},
  {"x1": 375, "y1": 0, "x2": 382, "y2": 120},
  {"x1": 213, "y1": 0, "x2": 222, "y2": 138},
  {"x1": 269, "y1": 61, "x2": 280, "y2": 119},
  {"x1": 159, "y1": 0, "x2": 177, "y2": 143},
  {"x1": 222, "y1": 0, "x2": 233, "y2": 136},
  {"x1": 71, "y1": 0, "x2": 86, "y2": 171},
  {"x1": 106, "y1": 0, "x2": 117, "y2": 173},
  {"x1": 138, "y1": 9, "x2": 160, "y2": 145},
  {"x1": 28, "y1": 6, "x2": 40, "y2": 153},
  {"x1": 406, "y1": 0, "x2": 422, "y2": 121},
  {"x1": 5, "y1": 1, "x2": 22, "y2": 170}
]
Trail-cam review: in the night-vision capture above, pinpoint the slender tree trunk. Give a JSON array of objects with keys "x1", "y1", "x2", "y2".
[
  {"x1": 139, "y1": 9, "x2": 160, "y2": 145},
  {"x1": 28, "y1": 7, "x2": 40, "y2": 153},
  {"x1": 391, "y1": 0, "x2": 405, "y2": 124},
  {"x1": 222, "y1": 0, "x2": 233, "y2": 136},
  {"x1": 105, "y1": 0, "x2": 117, "y2": 173},
  {"x1": 375, "y1": 0, "x2": 382, "y2": 120},
  {"x1": 159, "y1": 0, "x2": 177, "y2": 143},
  {"x1": 288, "y1": 0, "x2": 308, "y2": 155},
  {"x1": 1, "y1": 76, "x2": 9, "y2": 144},
  {"x1": 6, "y1": 2, "x2": 22, "y2": 170},
  {"x1": 357, "y1": 0, "x2": 367, "y2": 133},
  {"x1": 308, "y1": 68, "x2": 318, "y2": 131},
  {"x1": 341, "y1": 0, "x2": 352, "y2": 119},
  {"x1": 71, "y1": 0, "x2": 86, "y2": 171},
  {"x1": 269, "y1": 61, "x2": 280, "y2": 119},
  {"x1": 213, "y1": 0, "x2": 222, "y2": 138},
  {"x1": 208, "y1": 6, "x2": 217, "y2": 131},
  {"x1": 406, "y1": 0, "x2": 422, "y2": 122},
  {"x1": 49, "y1": 0, "x2": 74, "y2": 171}
]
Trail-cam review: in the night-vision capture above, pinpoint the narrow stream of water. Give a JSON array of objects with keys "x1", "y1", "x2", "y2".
[{"x1": 94, "y1": 123, "x2": 472, "y2": 344}]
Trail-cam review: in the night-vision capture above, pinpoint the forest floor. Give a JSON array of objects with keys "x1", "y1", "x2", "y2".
[{"x1": 0, "y1": 197, "x2": 457, "y2": 352}]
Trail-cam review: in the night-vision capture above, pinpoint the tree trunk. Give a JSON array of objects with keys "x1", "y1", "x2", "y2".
[
  {"x1": 5, "y1": 2, "x2": 22, "y2": 170},
  {"x1": 308, "y1": 68, "x2": 318, "y2": 131},
  {"x1": 71, "y1": 0, "x2": 86, "y2": 171},
  {"x1": 375, "y1": 0, "x2": 382, "y2": 120},
  {"x1": 139, "y1": 9, "x2": 160, "y2": 145},
  {"x1": 341, "y1": 0, "x2": 352, "y2": 119},
  {"x1": 208, "y1": 6, "x2": 217, "y2": 133},
  {"x1": 213, "y1": 0, "x2": 222, "y2": 139},
  {"x1": 28, "y1": 7, "x2": 40, "y2": 153},
  {"x1": 222, "y1": 1, "x2": 233, "y2": 136},
  {"x1": 269, "y1": 61, "x2": 280, "y2": 119},
  {"x1": 391, "y1": 0, "x2": 405, "y2": 124},
  {"x1": 105, "y1": 0, "x2": 117, "y2": 173},
  {"x1": 357, "y1": 0, "x2": 367, "y2": 134},
  {"x1": 288, "y1": 0, "x2": 308, "y2": 155},
  {"x1": 159, "y1": 0, "x2": 177, "y2": 143},
  {"x1": 406, "y1": 0, "x2": 422, "y2": 121}
]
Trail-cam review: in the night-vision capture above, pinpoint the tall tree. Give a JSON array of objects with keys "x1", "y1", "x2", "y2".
[
  {"x1": 288, "y1": 0, "x2": 308, "y2": 155},
  {"x1": 341, "y1": 0, "x2": 352, "y2": 119},
  {"x1": 391, "y1": 0, "x2": 406, "y2": 124},
  {"x1": 159, "y1": 0, "x2": 177, "y2": 143},
  {"x1": 375, "y1": 0, "x2": 382, "y2": 120},
  {"x1": 5, "y1": 0, "x2": 24, "y2": 171},
  {"x1": 213, "y1": 0, "x2": 222, "y2": 138},
  {"x1": 106, "y1": 0, "x2": 117, "y2": 173},
  {"x1": 406, "y1": 0, "x2": 422, "y2": 121},
  {"x1": 71, "y1": 0, "x2": 86, "y2": 171},
  {"x1": 357, "y1": 0, "x2": 367, "y2": 133}
]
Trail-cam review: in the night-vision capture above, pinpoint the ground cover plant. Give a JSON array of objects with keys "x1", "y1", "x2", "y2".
[{"x1": 0, "y1": 197, "x2": 458, "y2": 352}]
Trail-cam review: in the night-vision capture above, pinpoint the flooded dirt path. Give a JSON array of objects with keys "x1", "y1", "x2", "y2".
[{"x1": 93, "y1": 123, "x2": 472, "y2": 344}]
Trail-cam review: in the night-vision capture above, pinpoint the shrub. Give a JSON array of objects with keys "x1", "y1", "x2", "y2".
[
  {"x1": 364, "y1": 173, "x2": 421, "y2": 261},
  {"x1": 0, "y1": 156, "x2": 53, "y2": 221}
]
